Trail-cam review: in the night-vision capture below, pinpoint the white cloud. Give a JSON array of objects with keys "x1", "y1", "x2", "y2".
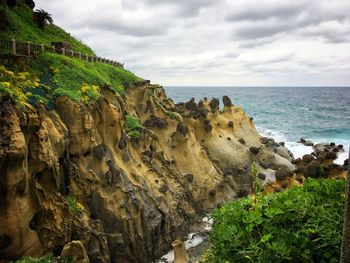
[{"x1": 35, "y1": 0, "x2": 350, "y2": 86}]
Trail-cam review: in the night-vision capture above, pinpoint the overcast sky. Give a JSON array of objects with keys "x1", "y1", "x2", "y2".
[{"x1": 36, "y1": 0, "x2": 350, "y2": 86}]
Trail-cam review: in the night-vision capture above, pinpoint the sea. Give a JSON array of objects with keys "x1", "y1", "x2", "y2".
[{"x1": 164, "y1": 86, "x2": 350, "y2": 165}]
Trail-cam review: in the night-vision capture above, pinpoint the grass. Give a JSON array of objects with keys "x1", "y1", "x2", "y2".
[
  {"x1": 0, "y1": 3, "x2": 94, "y2": 55},
  {"x1": 124, "y1": 114, "x2": 141, "y2": 139},
  {"x1": 205, "y1": 178, "x2": 346, "y2": 263},
  {"x1": 30, "y1": 53, "x2": 142, "y2": 104}
]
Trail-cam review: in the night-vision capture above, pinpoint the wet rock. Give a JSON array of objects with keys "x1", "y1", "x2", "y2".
[
  {"x1": 143, "y1": 115, "x2": 167, "y2": 129},
  {"x1": 222, "y1": 96, "x2": 232, "y2": 107},
  {"x1": 239, "y1": 138, "x2": 246, "y2": 145},
  {"x1": 209, "y1": 98, "x2": 219, "y2": 113},
  {"x1": 300, "y1": 138, "x2": 314, "y2": 146},
  {"x1": 176, "y1": 122, "x2": 189, "y2": 136},
  {"x1": 228, "y1": 121, "x2": 234, "y2": 128},
  {"x1": 203, "y1": 119, "x2": 212, "y2": 133},
  {"x1": 330, "y1": 142, "x2": 336, "y2": 147},
  {"x1": 279, "y1": 142, "x2": 285, "y2": 147},
  {"x1": 61, "y1": 240, "x2": 90, "y2": 263},
  {"x1": 249, "y1": 147, "x2": 260, "y2": 155},
  {"x1": 93, "y1": 144, "x2": 107, "y2": 160}
]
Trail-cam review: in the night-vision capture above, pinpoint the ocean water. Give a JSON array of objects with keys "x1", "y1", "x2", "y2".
[{"x1": 164, "y1": 86, "x2": 350, "y2": 164}]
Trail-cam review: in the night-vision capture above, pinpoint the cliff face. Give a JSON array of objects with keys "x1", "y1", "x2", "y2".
[{"x1": 0, "y1": 84, "x2": 296, "y2": 262}]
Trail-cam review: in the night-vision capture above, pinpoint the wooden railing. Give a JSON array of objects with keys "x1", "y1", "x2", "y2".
[{"x1": 0, "y1": 39, "x2": 124, "y2": 68}]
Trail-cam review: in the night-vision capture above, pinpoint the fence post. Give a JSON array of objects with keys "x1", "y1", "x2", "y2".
[
  {"x1": 85, "y1": 54, "x2": 89, "y2": 61},
  {"x1": 11, "y1": 39, "x2": 16, "y2": 55},
  {"x1": 40, "y1": 44, "x2": 44, "y2": 53},
  {"x1": 27, "y1": 41, "x2": 31, "y2": 55},
  {"x1": 62, "y1": 48, "x2": 65, "y2": 56},
  {"x1": 78, "y1": 52, "x2": 81, "y2": 59},
  {"x1": 52, "y1": 46, "x2": 56, "y2": 53}
]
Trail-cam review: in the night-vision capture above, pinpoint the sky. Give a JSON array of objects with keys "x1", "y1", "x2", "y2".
[{"x1": 35, "y1": 0, "x2": 350, "y2": 86}]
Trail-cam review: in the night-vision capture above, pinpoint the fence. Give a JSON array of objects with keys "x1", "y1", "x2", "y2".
[{"x1": 0, "y1": 39, "x2": 124, "y2": 68}]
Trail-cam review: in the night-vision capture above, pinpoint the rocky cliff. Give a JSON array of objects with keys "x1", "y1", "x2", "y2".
[{"x1": 0, "y1": 82, "x2": 301, "y2": 262}]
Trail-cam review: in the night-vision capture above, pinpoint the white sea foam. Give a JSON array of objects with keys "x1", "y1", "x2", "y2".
[{"x1": 257, "y1": 126, "x2": 349, "y2": 165}]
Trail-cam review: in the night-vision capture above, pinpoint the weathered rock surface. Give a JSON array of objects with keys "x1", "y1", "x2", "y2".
[{"x1": 0, "y1": 87, "x2": 298, "y2": 262}]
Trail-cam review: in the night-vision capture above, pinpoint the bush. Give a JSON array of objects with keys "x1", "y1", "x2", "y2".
[
  {"x1": 124, "y1": 114, "x2": 141, "y2": 139},
  {"x1": 66, "y1": 196, "x2": 84, "y2": 213},
  {"x1": 206, "y1": 179, "x2": 346, "y2": 263}
]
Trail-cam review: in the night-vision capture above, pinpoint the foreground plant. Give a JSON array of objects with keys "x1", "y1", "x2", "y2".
[{"x1": 205, "y1": 179, "x2": 346, "y2": 263}]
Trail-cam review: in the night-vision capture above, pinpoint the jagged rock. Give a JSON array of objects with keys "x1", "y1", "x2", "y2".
[
  {"x1": 176, "y1": 122, "x2": 188, "y2": 136},
  {"x1": 198, "y1": 108, "x2": 209, "y2": 118},
  {"x1": 239, "y1": 138, "x2": 246, "y2": 145},
  {"x1": 209, "y1": 98, "x2": 219, "y2": 113},
  {"x1": 228, "y1": 121, "x2": 234, "y2": 128},
  {"x1": 184, "y1": 98, "x2": 198, "y2": 111},
  {"x1": 222, "y1": 96, "x2": 232, "y2": 107},
  {"x1": 143, "y1": 115, "x2": 167, "y2": 129},
  {"x1": 249, "y1": 147, "x2": 260, "y2": 155},
  {"x1": 61, "y1": 240, "x2": 90, "y2": 263},
  {"x1": 203, "y1": 119, "x2": 212, "y2": 133}
]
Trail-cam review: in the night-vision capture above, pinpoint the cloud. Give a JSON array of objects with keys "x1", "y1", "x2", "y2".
[{"x1": 34, "y1": 0, "x2": 350, "y2": 86}]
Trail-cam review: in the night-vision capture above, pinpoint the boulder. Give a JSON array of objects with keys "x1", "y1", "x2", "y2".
[
  {"x1": 275, "y1": 167, "x2": 293, "y2": 181},
  {"x1": 302, "y1": 154, "x2": 314, "y2": 164},
  {"x1": 325, "y1": 151, "x2": 337, "y2": 160},
  {"x1": 304, "y1": 160, "x2": 322, "y2": 178}
]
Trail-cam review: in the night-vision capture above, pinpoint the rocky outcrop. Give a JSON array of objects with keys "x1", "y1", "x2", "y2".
[{"x1": 0, "y1": 87, "x2": 299, "y2": 262}]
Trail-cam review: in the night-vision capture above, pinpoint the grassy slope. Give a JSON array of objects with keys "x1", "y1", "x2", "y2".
[
  {"x1": 0, "y1": 2, "x2": 144, "y2": 106},
  {"x1": 0, "y1": 3, "x2": 94, "y2": 55}
]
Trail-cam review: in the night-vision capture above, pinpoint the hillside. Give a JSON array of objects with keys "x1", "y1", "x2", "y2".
[
  {"x1": 0, "y1": 1, "x2": 94, "y2": 55},
  {"x1": 0, "y1": 1, "x2": 348, "y2": 263}
]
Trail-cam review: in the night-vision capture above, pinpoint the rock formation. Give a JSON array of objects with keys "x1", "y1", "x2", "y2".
[{"x1": 2, "y1": 83, "x2": 341, "y2": 262}]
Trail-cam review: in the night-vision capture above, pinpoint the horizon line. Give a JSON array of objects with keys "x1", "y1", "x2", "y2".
[{"x1": 163, "y1": 85, "x2": 350, "y2": 88}]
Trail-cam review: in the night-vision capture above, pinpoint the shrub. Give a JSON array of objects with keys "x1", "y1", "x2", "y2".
[
  {"x1": 66, "y1": 196, "x2": 84, "y2": 213},
  {"x1": 0, "y1": 65, "x2": 42, "y2": 106},
  {"x1": 206, "y1": 179, "x2": 346, "y2": 263},
  {"x1": 124, "y1": 114, "x2": 141, "y2": 139}
]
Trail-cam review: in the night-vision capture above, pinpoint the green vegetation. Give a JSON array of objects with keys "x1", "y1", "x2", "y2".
[
  {"x1": 12, "y1": 254, "x2": 71, "y2": 263},
  {"x1": 66, "y1": 196, "x2": 84, "y2": 213},
  {"x1": 124, "y1": 114, "x2": 141, "y2": 139},
  {"x1": 33, "y1": 9, "x2": 53, "y2": 29},
  {"x1": 0, "y1": 3, "x2": 94, "y2": 55},
  {"x1": 0, "y1": 65, "x2": 43, "y2": 106},
  {"x1": 31, "y1": 53, "x2": 142, "y2": 104},
  {"x1": 205, "y1": 179, "x2": 346, "y2": 263}
]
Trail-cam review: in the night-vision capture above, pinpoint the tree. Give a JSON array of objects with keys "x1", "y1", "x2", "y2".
[
  {"x1": 341, "y1": 150, "x2": 350, "y2": 263},
  {"x1": 33, "y1": 9, "x2": 53, "y2": 29}
]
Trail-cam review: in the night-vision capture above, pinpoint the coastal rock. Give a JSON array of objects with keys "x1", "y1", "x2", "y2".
[
  {"x1": 222, "y1": 96, "x2": 232, "y2": 107},
  {"x1": 176, "y1": 122, "x2": 189, "y2": 136},
  {"x1": 61, "y1": 241, "x2": 90, "y2": 263},
  {"x1": 209, "y1": 98, "x2": 219, "y2": 113}
]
